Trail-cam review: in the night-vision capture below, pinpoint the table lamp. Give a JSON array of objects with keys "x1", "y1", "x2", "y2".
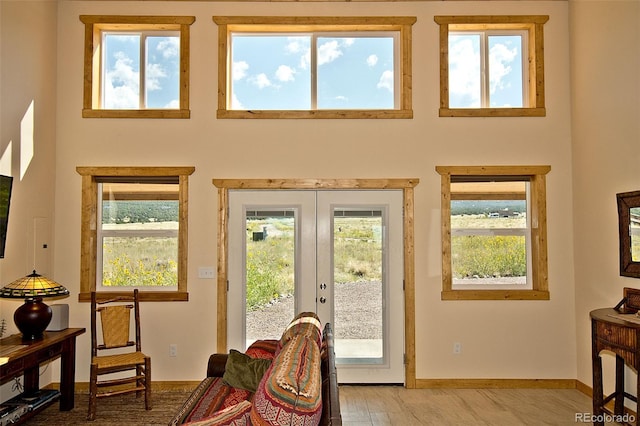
[{"x1": 0, "y1": 270, "x2": 69, "y2": 340}]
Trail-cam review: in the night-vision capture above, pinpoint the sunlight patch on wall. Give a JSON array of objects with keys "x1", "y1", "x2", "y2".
[
  {"x1": 0, "y1": 141, "x2": 12, "y2": 177},
  {"x1": 20, "y1": 100, "x2": 34, "y2": 181}
]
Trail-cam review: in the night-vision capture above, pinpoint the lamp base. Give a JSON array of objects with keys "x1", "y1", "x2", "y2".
[{"x1": 14, "y1": 297, "x2": 53, "y2": 340}]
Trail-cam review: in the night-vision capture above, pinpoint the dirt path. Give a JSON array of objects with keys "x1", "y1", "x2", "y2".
[{"x1": 246, "y1": 281, "x2": 382, "y2": 341}]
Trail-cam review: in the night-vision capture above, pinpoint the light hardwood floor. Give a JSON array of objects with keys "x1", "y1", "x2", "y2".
[{"x1": 338, "y1": 386, "x2": 617, "y2": 425}]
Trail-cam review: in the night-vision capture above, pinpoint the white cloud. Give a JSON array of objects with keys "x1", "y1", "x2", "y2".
[
  {"x1": 157, "y1": 37, "x2": 179, "y2": 59},
  {"x1": 489, "y1": 43, "x2": 517, "y2": 94},
  {"x1": 318, "y1": 40, "x2": 343, "y2": 65},
  {"x1": 231, "y1": 93, "x2": 244, "y2": 109},
  {"x1": 250, "y1": 73, "x2": 272, "y2": 89},
  {"x1": 165, "y1": 99, "x2": 180, "y2": 108},
  {"x1": 146, "y1": 63, "x2": 167, "y2": 91},
  {"x1": 104, "y1": 51, "x2": 139, "y2": 108},
  {"x1": 286, "y1": 38, "x2": 305, "y2": 54},
  {"x1": 299, "y1": 48, "x2": 311, "y2": 70},
  {"x1": 233, "y1": 61, "x2": 249, "y2": 81},
  {"x1": 377, "y1": 70, "x2": 394, "y2": 93},
  {"x1": 367, "y1": 54, "x2": 378, "y2": 67},
  {"x1": 275, "y1": 65, "x2": 296, "y2": 82},
  {"x1": 448, "y1": 37, "x2": 481, "y2": 106},
  {"x1": 342, "y1": 38, "x2": 355, "y2": 47}
]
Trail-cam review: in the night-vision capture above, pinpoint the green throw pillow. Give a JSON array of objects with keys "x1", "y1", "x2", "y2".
[{"x1": 222, "y1": 349, "x2": 272, "y2": 393}]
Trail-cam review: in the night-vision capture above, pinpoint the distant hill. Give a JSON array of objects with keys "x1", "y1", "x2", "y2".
[{"x1": 451, "y1": 200, "x2": 526, "y2": 216}]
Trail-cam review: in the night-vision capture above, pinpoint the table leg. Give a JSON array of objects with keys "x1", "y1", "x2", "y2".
[
  {"x1": 593, "y1": 353, "x2": 604, "y2": 426},
  {"x1": 22, "y1": 366, "x2": 39, "y2": 395},
  {"x1": 615, "y1": 355, "x2": 625, "y2": 416},
  {"x1": 59, "y1": 336, "x2": 77, "y2": 411}
]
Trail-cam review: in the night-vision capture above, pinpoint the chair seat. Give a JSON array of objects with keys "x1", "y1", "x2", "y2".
[{"x1": 93, "y1": 351, "x2": 148, "y2": 370}]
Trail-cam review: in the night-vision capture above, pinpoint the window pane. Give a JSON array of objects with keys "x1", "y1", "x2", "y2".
[
  {"x1": 145, "y1": 35, "x2": 180, "y2": 109},
  {"x1": 448, "y1": 34, "x2": 481, "y2": 108},
  {"x1": 452, "y1": 235, "x2": 527, "y2": 284},
  {"x1": 230, "y1": 35, "x2": 311, "y2": 110},
  {"x1": 102, "y1": 235, "x2": 178, "y2": 287},
  {"x1": 488, "y1": 35, "x2": 523, "y2": 107},
  {"x1": 100, "y1": 183, "x2": 179, "y2": 288},
  {"x1": 103, "y1": 34, "x2": 141, "y2": 109},
  {"x1": 451, "y1": 197, "x2": 527, "y2": 286},
  {"x1": 451, "y1": 200, "x2": 527, "y2": 230},
  {"x1": 317, "y1": 37, "x2": 395, "y2": 109}
]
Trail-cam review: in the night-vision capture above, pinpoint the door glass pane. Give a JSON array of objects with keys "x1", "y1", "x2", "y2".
[
  {"x1": 333, "y1": 209, "x2": 383, "y2": 363},
  {"x1": 245, "y1": 210, "x2": 295, "y2": 346}
]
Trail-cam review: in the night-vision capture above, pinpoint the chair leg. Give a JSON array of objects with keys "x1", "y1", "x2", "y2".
[
  {"x1": 87, "y1": 364, "x2": 98, "y2": 421},
  {"x1": 136, "y1": 365, "x2": 143, "y2": 399},
  {"x1": 144, "y1": 357, "x2": 152, "y2": 410}
]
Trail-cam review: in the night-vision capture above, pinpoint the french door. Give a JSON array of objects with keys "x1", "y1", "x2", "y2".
[{"x1": 228, "y1": 190, "x2": 404, "y2": 384}]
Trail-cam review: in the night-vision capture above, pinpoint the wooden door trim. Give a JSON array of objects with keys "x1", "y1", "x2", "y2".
[{"x1": 212, "y1": 178, "x2": 419, "y2": 388}]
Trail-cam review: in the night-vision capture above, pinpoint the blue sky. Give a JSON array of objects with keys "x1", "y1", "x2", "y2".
[
  {"x1": 231, "y1": 35, "x2": 396, "y2": 110},
  {"x1": 449, "y1": 33, "x2": 524, "y2": 108},
  {"x1": 101, "y1": 30, "x2": 523, "y2": 110},
  {"x1": 103, "y1": 33, "x2": 180, "y2": 109}
]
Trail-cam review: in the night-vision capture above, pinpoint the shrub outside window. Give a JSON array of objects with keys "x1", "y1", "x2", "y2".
[
  {"x1": 436, "y1": 166, "x2": 550, "y2": 300},
  {"x1": 212, "y1": 16, "x2": 416, "y2": 119},
  {"x1": 77, "y1": 167, "x2": 194, "y2": 302},
  {"x1": 80, "y1": 15, "x2": 195, "y2": 119},
  {"x1": 434, "y1": 15, "x2": 548, "y2": 118}
]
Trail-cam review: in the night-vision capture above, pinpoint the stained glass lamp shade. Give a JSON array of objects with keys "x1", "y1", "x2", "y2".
[{"x1": 0, "y1": 270, "x2": 69, "y2": 340}]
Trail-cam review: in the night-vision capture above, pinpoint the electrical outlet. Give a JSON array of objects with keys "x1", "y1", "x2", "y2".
[
  {"x1": 198, "y1": 267, "x2": 215, "y2": 279},
  {"x1": 453, "y1": 342, "x2": 462, "y2": 354},
  {"x1": 169, "y1": 344, "x2": 177, "y2": 357}
]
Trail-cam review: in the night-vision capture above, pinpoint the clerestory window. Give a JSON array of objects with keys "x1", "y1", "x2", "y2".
[
  {"x1": 434, "y1": 15, "x2": 548, "y2": 117},
  {"x1": 212, "y1": 16, "x2": 416, "y2": 119},
  {"x1": 80, "y1": 15, "x2": 195, "y2": 119}
]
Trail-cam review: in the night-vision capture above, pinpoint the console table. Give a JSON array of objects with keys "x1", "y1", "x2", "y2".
[
  {"x1": 591, "y1": 307, "x2": 639, "y2": 425},
  {"x1": 0, "y1": 328, "x2": 85, "y2": 423}
]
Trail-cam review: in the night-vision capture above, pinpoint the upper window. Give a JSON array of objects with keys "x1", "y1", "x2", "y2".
[
  {"x1": 80, "y1": 15, "x2": 195, "y2": 119},
  {"x1": 436, "y1": 166, "x2": 550, "y2": 300},
  {"x1": 212, "y1": 16, "x2": 416, "y2": 119},
  {"x1": 434, "y1": 15, "x2": 548, "y2": 118},
  {"x1": 77, "y1": 167, "x2": 195, "y2": 302}
]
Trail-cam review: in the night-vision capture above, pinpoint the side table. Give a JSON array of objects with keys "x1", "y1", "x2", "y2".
[
  {"x1": 591, "y1": 308, "x2": 638, "y2": 426},
  {"x1": 0, "y1": 328, "x2": 85, "y2": 424}
]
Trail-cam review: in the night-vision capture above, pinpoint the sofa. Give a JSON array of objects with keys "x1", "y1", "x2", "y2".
[{"x1": 169, "y1": 312, "x2": 342, "y2": 425}]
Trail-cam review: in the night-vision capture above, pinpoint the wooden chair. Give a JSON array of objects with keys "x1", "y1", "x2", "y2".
[{"x1": 88, "y1": 289, "x2": 151, "y2": 421}]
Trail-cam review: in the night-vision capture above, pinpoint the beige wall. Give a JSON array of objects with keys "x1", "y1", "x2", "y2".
[
  {"x1": 571, "y1": 0, "x2": 640, "y2": 391},
  {"x1": 5, "y1": 0, "x2": 613, "y2": 390},
  {"x1": 0, "y1": 0, "x2": 58, "y2": 400}
]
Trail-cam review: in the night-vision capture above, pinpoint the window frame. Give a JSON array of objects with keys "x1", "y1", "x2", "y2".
[
  {"x1": 77, "y1": 166, "x2": 195, "y2": 302},
  {"x1": 212, "y1": 16, "x2": 416, "y2": 119},
  {"x1": 79, "y1": 15, "x2": 195, "y2": 119},
  {"x1": 434, "y1": 15, "x2": 549, "y2": 118},
  {"x1": 436, "y1": 165, "x2": 551, "y2": 300}
]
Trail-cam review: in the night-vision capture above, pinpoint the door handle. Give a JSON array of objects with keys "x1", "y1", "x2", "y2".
[{"x1": 319, "y1": 296, "x2": 327, "y2": 304}]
